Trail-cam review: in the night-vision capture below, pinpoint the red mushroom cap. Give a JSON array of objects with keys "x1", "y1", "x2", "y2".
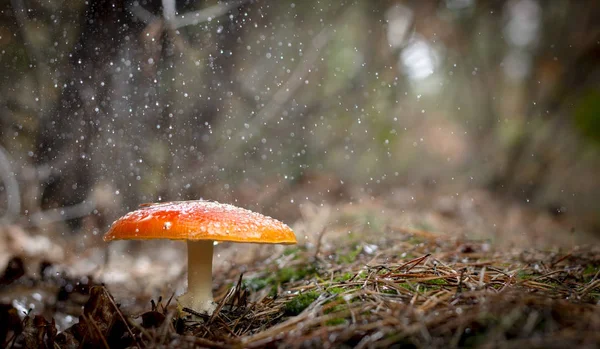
[{"x1": 103, "y1": 200, "x2": 297, "y2": 244}]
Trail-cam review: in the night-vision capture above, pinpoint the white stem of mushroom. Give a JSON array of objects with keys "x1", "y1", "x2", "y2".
[{"x1": 177, "y1": 240, "x2": 217, "y2": 315}]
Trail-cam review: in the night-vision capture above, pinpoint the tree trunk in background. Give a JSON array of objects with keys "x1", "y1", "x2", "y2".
[
  {"x1": 37, "y1": 0, "x2": 148, "y2": 216},
  {"x1": 35, "y1": 0, "x2": 246, "y2": 219}
]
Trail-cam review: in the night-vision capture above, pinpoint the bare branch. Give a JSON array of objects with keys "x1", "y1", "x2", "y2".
[
  {"x1": 129, "y1": 0, "x2": 246, "y2": 28},
  {"x1": 162, "y1": 0, "x2": 177, "y2": 24},
  {"x1": 172, "y1": 0, "x2": 247, "y2": 29},
  {"x1": 129, "y1": 2, "x2": 159, "y2": 24},
  {"x1": 25, "y1": 199, "x2": 96, "y2": 227}
]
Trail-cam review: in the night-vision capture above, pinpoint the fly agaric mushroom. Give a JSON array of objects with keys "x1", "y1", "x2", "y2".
[{"x1": 103, "y1": 200, "x2": 296, "y2": 315}]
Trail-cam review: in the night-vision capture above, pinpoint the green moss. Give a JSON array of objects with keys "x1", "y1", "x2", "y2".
[
  {"x1": 381, "y1": 287, "x2": 398, "y2": 295},
  {"x1": 283, "y1": 291, "x2": 320, "y2": 316},
  {"x1": 333, "y1": 272, "x2": 355, "y2": 282},
  {"x1": 324, "y1": 302, "x2": 347, "y2": 315},
  {"x1": 515, "y1": 270, "x2": 563, "y2": 288},
  {"x1": 425, "y1": 278, "x2": 448, "y2": 286},
  {"x1": 405, "y1": 236, "x2": 425, "y2": 246},
  {"x1": 516, "y1": 270, "x2": 534, "y2": 280},
  {"x1": 338, "y1": 244, "x2": 363, "y2": 264},
  {"x1": 244, "y1": 277, "x2": 271, "y2": 292},
  {"x1": 245, "y1": 265, "x2": 319, "y2": 298},
  {"x1": 283, "y1": 246, "x2": 302, "y2": 257},
  {"x1": 277, "y1": 268, "x2": 297, "y2": 284},
  {"x1": 325, "y1": 318, "x2": 347, "y2": 326},
  {"x1": 583, "y1": 264, "x2": 598, "y2": 273},
  {"x1": 583, "y1": 265, "x2": 599, "y2": 282},
  {"x1": 276, "y1": 265, "x2": 317, "y2": 284},
  {"x1": 396, "y1": 282, "x2": 414, "y2": 291},
  {"x1": 327, "y1": 287, "x2": 347, "y2": 295}
]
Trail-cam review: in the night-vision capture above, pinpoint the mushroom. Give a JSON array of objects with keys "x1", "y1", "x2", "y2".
[{"x1": 103, "y1": 200, "x2": 296, "y2": 315}]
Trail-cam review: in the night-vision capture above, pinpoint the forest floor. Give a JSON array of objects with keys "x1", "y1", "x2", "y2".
[{"x1": 1, "y1": 187, "x2": 599, "y2": 348}]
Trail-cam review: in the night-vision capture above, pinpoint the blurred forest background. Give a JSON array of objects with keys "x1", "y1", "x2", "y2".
[{"x1": 0, "y1": 0, "x2": 599, "y2": 238}]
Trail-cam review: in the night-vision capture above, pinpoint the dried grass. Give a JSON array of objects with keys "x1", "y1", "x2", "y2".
[
  {"x1": 138, "y1": 228, "x2": 600, "y2": 348},
  {"x1": 2, "y1": 198, "x2": 599, "y2": 348}
]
